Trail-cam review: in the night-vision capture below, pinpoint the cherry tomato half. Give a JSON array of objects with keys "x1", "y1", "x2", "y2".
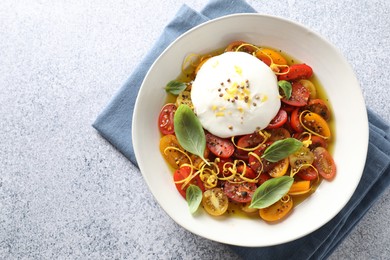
[
  {"x1": 159, "y1": 135, "x2": 189, "y2": 169},
  {"x1": 282, "y1": 81, "x2": 310, "y2": 107},
  {"x1": 306, "y1": 99, "x2": 331, "y2": 121},
  {"x1": 223, "y1": 181, "x2": 257, "y2": 203},
  {"x1": 173, "y1": 166, "x2": 205, "y2": 199},
  {"x1": 202, "y1": 188, "x2": 229, "y2": 216},
  {"x1": 267, "y1": 109, "x2": 288, "y2": 129},
  {"x1": 278, "y1": 64, "x2": 313, "y2": 81},
  {"x1": 302, "y1": 112, "x2": 331, "y2": 139},
  {"x1": 237, "y1": 164, "x2": 257, "y2": 179},
  {"x1": 313, "y1": 147, "x2": 336, "y2": 180},
  {"x1": 206, "y1": 133, "x2": 235, "y2": 158},
  {"x1": 158, "y1": 103, "x2": 176, "y2": 135},
  {"x1": 267, "y1": 128, "x2": 291, "y2": 142},
  {"x1": 290, "y1": 108, "x2": 304, "y2": 133},
  {"x1": 259, "y1": 197, "x2": 293, "y2": 222},
  {"x1": 296, "y1": 167, "x2": 318, "y2": 181}
]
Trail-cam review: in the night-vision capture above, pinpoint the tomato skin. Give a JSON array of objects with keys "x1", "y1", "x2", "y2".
[
  {"x1": 237, "y1": 164, "x2": 257, "y2": 179},
  {"x1": 268, "y1": 158, "x2": 289, "y2": 178},
  {"x1": 259, "y1": 197, "x2": 293, "y2": 222},
  {"x1": 202, "y1": 188, "x2": 229, "y2": 216},
  {"x1": 173, "y1": 166, "x2": 205, "y2": 199},
  {"x1": 296, "y1": 167, "x2": 318, "y2": 181},
  {"x1": 290, "y1": 108, "x2": 304, "y2": 133},
  {"x1": 267, "y1": 109, "x2": 288, "y2": 129},
  {"x1": 278, "y1": 64, "x2": 313, "y2": 81},
  {"x1": 306, "y1": 99, "x2": 331, "y2": 121},
  {"x1": 302, "y1": 112, "x2": 331, "y2": 138},
  {"x1": 282, "y1": 81, "x2": 310, "y2": 107},
  {"x1": 313, "y1": 147, "x2": 336, "y2": 180},
  {"x1": 258, "y1": 172, "x2": 271, "y2": 185},
  {"x1": 309, "y1": 136, "x2": 328, "y2": 149},
  {"x1": 223, "y1": 181, "x2": 257, "y2": 203},
  {"x1": 216, "y1": 157, "x2": 234, "y2": 176},
  {"x1": 159, "y1": 135, "x2": 189, "y2": 169},
  {"x1": 206, "y1": 133, "x2": 235, "y2": 159},
  {"x1": 267, "y1": 128, "x2": 291, "y2": 142},
  {"x1": 158, "y1": 103, "x2": 176, "y2": 135},
  {"x1": 255, "y1": 48, "x2": 287, "y2": 66}
]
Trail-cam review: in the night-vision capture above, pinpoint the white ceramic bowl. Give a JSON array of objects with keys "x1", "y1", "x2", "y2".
[{"x1": 132, "y1": 14, "x2": 368, "y2": 247}]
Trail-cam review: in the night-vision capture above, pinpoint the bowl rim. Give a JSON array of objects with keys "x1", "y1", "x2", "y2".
[{"x1": 132, "y1": 13, "x2": 369, "y2": 247}]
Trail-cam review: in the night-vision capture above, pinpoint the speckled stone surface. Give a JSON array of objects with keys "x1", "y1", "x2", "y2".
[{"x1": 0, "y1": 0, "x2": 389, "y2": 259}]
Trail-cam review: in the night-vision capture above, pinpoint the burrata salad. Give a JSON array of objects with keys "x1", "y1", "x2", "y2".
[{"x1": 158, "y1": 41, "x2": 336, "y2": 222}]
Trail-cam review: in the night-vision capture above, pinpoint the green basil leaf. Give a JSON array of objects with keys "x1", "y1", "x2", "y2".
[
  {"x1": 186, "y1": 184, "x2": 202, "y2": 214},
  {"x1": 165, "y1": 80, "x2": 187, "y2": 95},
  {"x1": 174, "y1": 104, "x2": 207, "y2": 163},
  {"x1": 278, "y1": 80, "x2": 292, "y2": 100},
  {"x1": 262, "y1": 138, "x2": 303, "y2": 162},
  {"x1": 249, "y1": 176, "x2": 294, "y2": 209}
]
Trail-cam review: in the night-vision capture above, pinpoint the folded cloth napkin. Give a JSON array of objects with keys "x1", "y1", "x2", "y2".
[{"x1": 93, "y1": 0, "x2": 390, "y2": 259}]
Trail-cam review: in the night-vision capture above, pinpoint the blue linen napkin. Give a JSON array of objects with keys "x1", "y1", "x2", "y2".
[{"x1": 93, "y1": 0, "x2": 390, "y2": 259}]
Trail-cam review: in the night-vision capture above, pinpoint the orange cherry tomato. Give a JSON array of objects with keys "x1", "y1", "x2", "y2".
[
  {"x1": 259, "y1": 197, "x2": 293, "y2": 222},
  {"x1": 255, "y1": 48, "x2": 287, "y2": 66},
  {"x1": 159, "y1": 135, "x2": 189, "y2": 169},
  {"x1": 268, "y1": 157, "x2": 289, "y2": 178},
  {"x1": 302, "y1": 112, "x2": 331, "y2": 139}
]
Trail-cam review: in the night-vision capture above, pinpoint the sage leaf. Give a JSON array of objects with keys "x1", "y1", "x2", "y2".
[
  {"x1": 186, "y1": 184, "x2": 202, "y2": 214},
  {"x1": 262, "y1": 138, "x2": 303, "y2": 162},
  {"x1": 278, "y1": 80, "x2": 292, "y2": 100},
  {"x1": 174, "y1": 104, "x2": 207, "y2": 163},
  {"x1": 165, "y1": 80, "x2": 187, "y2": 95},
  {"x1": 249, "y1": 176, "x2": 294, "y2": 209}
]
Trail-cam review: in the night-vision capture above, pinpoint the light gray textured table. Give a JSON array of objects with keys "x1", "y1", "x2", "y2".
[{"x1": 1, "y1": 0, "x2": 389, "y2": 259}]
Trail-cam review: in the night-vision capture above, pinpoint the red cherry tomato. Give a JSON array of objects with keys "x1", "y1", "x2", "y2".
[
  {"x1": 296, "y1": 167, "x2": 318, "y2": 181},
  {"x1": 313, "y1": 147, "x2": 336, "y2": 180},
  {"x1": 290, "y1": 108, "x2": 304, "y2": 133},
  {"x1": 267, "y1": 109, "x2": 288, "y2": 129},
  {"x1": 282, "y1": 81, "x2": 310, "y2": 107},
  {"x1": 217, "y1": 157, "x2": 234, "y2": 176},
  {"x1": 267, "y1": 128, "x2": 291, "y2": 142},
  {"x1": 237, "y1": 164, "x2": 257, "y2": 179},
  {"x1": 158, "y1": 103, "x2": 176, "y2": 135},
  {"x1": 309, "y1": 136, "x2": 328, "y2": 149},
  {"x1": 234, "y1": 132, "x2": 266, "y2": 160},
  {"x1": 258, "y1": 172, "x2": 271, "y2": 185},
  {"x1": 278, "y1": 64, "x2": 313, "y2": 81},
  {"x1": 306, "y1": 99, "x2": 331, "y2": 121},
  {"x1": 248, "y1": 142, "x2": 272, "y2": 174},
  {"x1": 206, "y1": 133, "x2": 235, "y2": 159},
  {"x1": 173, "y1": 166, "x2": 205, "y2": 199},
  {"x1": 223, "y1": 181, "x2": 257, "y2": 203}
]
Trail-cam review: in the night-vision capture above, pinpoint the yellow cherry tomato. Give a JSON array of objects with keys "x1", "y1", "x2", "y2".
[{"x1": 202, "y1": 188, "x2": 229, "y2": 216}]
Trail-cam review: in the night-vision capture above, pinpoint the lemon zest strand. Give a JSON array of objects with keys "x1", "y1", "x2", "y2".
[{"x1": 299, "y1": 110, "x2": 330, "y2": 140}]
